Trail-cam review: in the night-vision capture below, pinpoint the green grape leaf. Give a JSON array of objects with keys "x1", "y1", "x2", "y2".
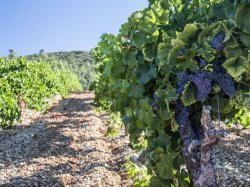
[
  {"x1": 170, "y1": 114, "x2": 179, "y2": 132},
  {"x1": 136, "y1": 119, "x2": 145, "y2": 129},
  {"x1": 171, "y1": 38, "x2": 185, "y2": 48},
  {"x1": 240, "y1": 32, "x2": 250, "y2": 47},
  {"x1": 151, "y1": 134, "x2": 171, "y2": 150},
  {"x1": 156, "y1": 86, "x2": 178, "y2": 102},
  {"x1": 210, "y1": 4, "x2": 227, "y2": 20},
  {"x1": 221, "y1": 22, "x2": 231, "y2": 42},
  {"x1": 153, "y1": 146, "x2": 165, "y2": 154},
  {"x1": 160, "y1": 0, "x2": 170, "y2": 10},
  {"x1": 224, "y1": 36, "x2": 239, "y2": 48},
  {"x1": 122, "y1": 79, "x2": 130, "y2": 88},
  {"x1": 158, "y1": 41, "x2": 171, "y2": 69},
  {"x1": 235, "y1": 5, "x2": 250, "y2": 33},
  {"x1": 168, "y1": 39, "x2": 186, "y2": 65},
  {"x1": 223, "y1": 56, "x2": 249, "y2": 78},
  {"x1": 103, "y1": 62, "x2": 112, "y2": 76},
  {"x1": 143, "y1": 43, "x2": 157, "y2": 61},
  {"x1": 128, "y1": 84, "x2": 145, "y2": 98},
  {"x1": 181, "y1": 82, "x2": 196, "y2": 106},
  {"x1": 99, "y1": 34, "x2": 116, "y2": 54},
  {"x1": 125, "y1": 107, "x2": 133, "y2": 117},
  {"x1": 224, "y1": 47, "x2": 242, "y2": 58},
  {"x1": 177, "y1": 23, "x2": 198, "y2": 43},
  {"x1": 157, "y1": 154, "x2": 174, "y2": 179},
  {"x1": 150, "y1": 176, "x2": 172, "y2": 187},
  {"x1": 158, "y1": 42, "x2": 171, "y2": 61},
  {"x1": 196, "y1": 47, "x2": 215, "y2": 62},
  {"x1": 145, "y1": 110, "x2": 154, "y2": 126},
  {"x1": 132, "y1": 30, "x2": 148, "y2": 48},
  {"x1": 119, "y1": 22, "x2": 130, "y2": 36},
  {"x1": 248, "y1": 49, "x2": 250, "y2": 61},
  {"x1": 224, "y1": 1, "x2": 235, "y2": 18},
  {"x1": 138, "y1": 106, "x2": 154, "y2": 127},
  {"x1": 136, "y1": 63, "x2": 157, "y2": 84},
  {"x1": 123, "y1": 50, "x2": 137, "y2": 67},
  {"x1": 112, "y1": 61, "x2": 123, "y2": 78},
  {"x1": 159, "y1": 109, "x2": 171, "y2": 121}
]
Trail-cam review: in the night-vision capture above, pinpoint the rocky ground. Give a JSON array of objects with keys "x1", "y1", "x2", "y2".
[
  {"x1": 0, "y1": 92, "x2": 249, "y2": 187},
  {"x1": 0, "y1": 92, "x2": 133, "y2": 187},
  {"x1": 215, "y1": 125, "x2": 250, "y2": 187}
]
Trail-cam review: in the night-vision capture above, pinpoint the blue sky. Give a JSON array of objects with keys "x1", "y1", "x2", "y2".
[{"x1": 0, "y1": 0, "x2": 148, "y2": 56}]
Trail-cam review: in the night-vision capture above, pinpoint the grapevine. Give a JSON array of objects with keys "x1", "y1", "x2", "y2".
[
  {"x1": 0, "y1": 57, "x2": 82, "y2": 129},
  {"x1": 92, "y1": 0, "x2": 250, "y2": 186}
]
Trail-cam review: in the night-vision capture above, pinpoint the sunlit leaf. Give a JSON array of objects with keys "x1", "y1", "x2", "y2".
[{"x1": 223, "y1": 56, "x2": 249, "y2": 78}]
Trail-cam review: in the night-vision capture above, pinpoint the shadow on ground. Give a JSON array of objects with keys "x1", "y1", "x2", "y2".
[{"x1": 0, "y1": 93, "x2": 123, "y2": 186}]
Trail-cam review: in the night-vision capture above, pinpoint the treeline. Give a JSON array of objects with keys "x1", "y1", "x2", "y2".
[{"x1": 25, "y1": 50, "x2": 95, "y2": 90}]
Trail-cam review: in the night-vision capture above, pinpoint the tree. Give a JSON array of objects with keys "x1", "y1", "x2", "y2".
[
  {"x1": 39, "y1": 49, "x2": 45, "y2": 56},
  {"x1": 8, "y1": 49, "x2": 17, "y2": 59}
]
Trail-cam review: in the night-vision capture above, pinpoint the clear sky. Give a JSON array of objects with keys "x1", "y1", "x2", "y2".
[{"x1": 0, "y1": 0, "x2": 148, "y2": 56}]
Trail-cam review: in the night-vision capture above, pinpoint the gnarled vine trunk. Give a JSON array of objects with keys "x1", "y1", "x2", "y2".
[{"x1": 179, "y1": 106, "x2": 226, "y2": 187}]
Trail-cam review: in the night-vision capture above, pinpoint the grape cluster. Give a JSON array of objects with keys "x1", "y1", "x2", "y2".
[
  {"x1": 175, "y1": 99, "x2": 185, "y2": 113},
  {"x1": 175, "y1": 72, "x2": 191, "y2": 131},
  {"x1": 176, "y1": 108, "x2": 189, "y2": 127},
  {"x1": 210, "y1": 32, "x2": 225, "y2": 51},
  {"x1": 173, "y1": 58, "x2": 236, "y2": 133},
  {"x1": 212, "y1": 64, "x2": 236, "y2": 97},
  {"x1": 176, "y1": 72, "x2": 188, "y2": 96},
  {"x1": 175, "y1": 63, "x2": 236, "y2": 103},
  {"x1": 175, "y1": 100, "x2": 190, "y2": 133},
  {"x1": 188, "y1": 70, "x2": 213, "y2": 102}
]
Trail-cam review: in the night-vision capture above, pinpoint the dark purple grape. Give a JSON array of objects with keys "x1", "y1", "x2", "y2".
[
  {"x1": 176, "y1": 72, "x2": 188, "y2": 96},
  {"x1": 212, "y1": 64, "x2": 236, "y2": 96},
  {"x1": 195, "y1": 57, "x2": 208, "y2": 68},
  {"x1": 177, "y1": 72, "x2": 188, "y2": 87},
  {"x1": 175, "y1": 99, "x2": 185, "y2": 113},
  {"x1": 200, "y1": 59, "x2": 208, "y2": 67},
  {"x1": 175, "y1": 100, "x2": 189, "y2": 130},
  {"x1": 188, "y1": 70, "x2": 213, "y2": 102},
  {"x1": 210, "y1": 32, "x2": 225, "y2": 51},
  {"x1": 150, "y1": 101, "x2": 159, "y2": 111}
]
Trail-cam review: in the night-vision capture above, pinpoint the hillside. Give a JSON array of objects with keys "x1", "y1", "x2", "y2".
[{"x1": 25, "y1": 51, "x2": 95, "y2": 90}]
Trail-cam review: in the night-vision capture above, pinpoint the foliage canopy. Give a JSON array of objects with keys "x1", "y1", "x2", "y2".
[{"x1": 92, "y1": 0, "x2": 250, "y2": 185}]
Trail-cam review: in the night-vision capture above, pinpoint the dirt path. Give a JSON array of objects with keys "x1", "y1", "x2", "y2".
[
  {"x1": 215, "y1": 127, "x2": 250, "y2": 187},
  {"x1": 0, "y1": 92, "x2": 132, "y2": 187}
]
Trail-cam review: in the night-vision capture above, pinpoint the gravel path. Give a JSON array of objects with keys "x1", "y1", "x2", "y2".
[
  {"x1": 0, "y1": 92, "x2": 132, "y2": 187},
  {"x1": 215, "y1": 127, "x2": 250, "y2": 187},
  {"x1": 0, "y1": 92, "x2": 249, "y2": 187}
]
